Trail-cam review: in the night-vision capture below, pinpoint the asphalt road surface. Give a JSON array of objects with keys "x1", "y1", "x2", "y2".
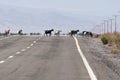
[{"x1": 0, "y1": 36, "x2": 118, "y2": 80}]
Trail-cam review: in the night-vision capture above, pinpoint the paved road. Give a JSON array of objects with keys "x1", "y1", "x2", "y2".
[{"x1": 0, "y1": 36, "x2": 118, "y2": 80}]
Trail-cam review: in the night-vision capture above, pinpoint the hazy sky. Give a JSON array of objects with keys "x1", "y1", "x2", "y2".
[
  {"x1": 0, "y1": 0, "x2": 120, "y2": 33},
  {"x1": 0, "y1": 0, "x2": 120, "y2": 16}
]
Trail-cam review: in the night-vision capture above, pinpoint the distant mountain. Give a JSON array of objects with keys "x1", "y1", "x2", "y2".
[{"x1": 0, "y1": 5, "x2": 103, "y2": 33}]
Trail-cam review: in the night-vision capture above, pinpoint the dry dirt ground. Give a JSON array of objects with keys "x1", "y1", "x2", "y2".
[{"x1": 78, "y1": 36, "x2": 120, "y2": 79}]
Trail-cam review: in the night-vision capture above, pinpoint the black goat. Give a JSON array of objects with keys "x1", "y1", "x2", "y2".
[
  {"x1": 44, "y1": 29, "x2": 54, "y2": 36},
  {"x1": 70, "y1": 30, "x2": 79, "y2": 36},
  {"x1": 18, "y1": 29, "x2": 23, "y2": 35},
  {"x1": 4, "y1": 29, "x2": 10, "y2": 36},
  {"x1": 82, "y1": 31, "x2": 93, "y2": 37}
]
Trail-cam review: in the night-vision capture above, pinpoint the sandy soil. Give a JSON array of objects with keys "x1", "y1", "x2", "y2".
[{"x1": 78, "y1": 37, "x2": 120, "y2": 79}]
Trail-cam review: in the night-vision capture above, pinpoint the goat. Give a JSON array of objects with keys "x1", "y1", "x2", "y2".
[
  {"x1": 82, "y1": 31, "x2": 93, "y2": 37},
  {"x1": 18, "y1": 29, "x2": 23, "y2": 35},
  {"x1": 4, "y1": 29, "x2": 10, "y2": 36},
  {"x1": 44, "y1": 29, "x2": 54, "y2": 36},
  {"x1": 54, "y1": 30, "x2": 62, "y2": 36},
  {"x1": 68, "y1": 30, "x2": 79, "y2": 36}
]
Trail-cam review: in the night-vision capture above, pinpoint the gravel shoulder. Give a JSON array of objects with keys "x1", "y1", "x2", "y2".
[{"x1": 77, "y1": 37, "x2": 120, "y2": 80}]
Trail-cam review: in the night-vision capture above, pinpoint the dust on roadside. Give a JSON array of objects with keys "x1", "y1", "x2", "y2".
[{"x1": 77, "y1": 37, "x2": 120, "y2": 80}]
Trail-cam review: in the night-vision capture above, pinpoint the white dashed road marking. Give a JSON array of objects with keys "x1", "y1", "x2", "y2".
[
  {"x1": 74, "y1": 37, "x2": 97, "y2": 80},
  {"x1": 16, "y1": 52, "x2": 21, "y2": 54},
  {"x1": 8, "y1": 56, "x2": 14, "y2": 59},
  {"x1": 27, "y1": 47, "x2": 30, "y2": 49},
  {"x1": 0, "y1": 37, "x2": 40, "y2": 64},
  {"x1": 21, "y1": 49, "x2": 26, "y2": 52},
  {"x1": 33, "y1": 41, "x2": 36, "y2": 43},
  {"x1": 0, "y1": 61, "x2": 5, "y2": 63},
  {"x1": 30, "y1": 44, "x2": 34, "y2": 46}
]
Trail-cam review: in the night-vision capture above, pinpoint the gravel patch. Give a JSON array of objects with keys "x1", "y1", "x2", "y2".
[{"x1": 81, "y1": 37, "x2": 120, "y2": 77}]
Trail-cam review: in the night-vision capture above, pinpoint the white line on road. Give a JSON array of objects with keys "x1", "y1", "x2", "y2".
[
  {"x1": 27, "y1": 46, "x2": 30, "y2": 49},
  {"x1": 16, "y1": 52, "x2": 21, "y2": 54},
  {"x1": 30, "y1": 44, "x2": 34, "y2": 46},
  {"x1": 8, "y1": 56, "x2": 14, "y2": 59},
  {"x1": 0, "y1": 37, "x2": 40, "y2": 64},
  {"x1": 33, "y1": 41, "x2": 36, "y2": 43},
  {"x1": 74, "y1": 37, "x2": 97, "y2": 80},
  {"x1": 0, "y1": 60, "x2": 5, "y2": 63},
  {"x1": 21, "y1": 49, "x2": 26, "y2": 52}
]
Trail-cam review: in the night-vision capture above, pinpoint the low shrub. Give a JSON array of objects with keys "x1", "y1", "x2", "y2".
[{"x1": 101, "y1": 37, "x2": 109, "y2": 45}]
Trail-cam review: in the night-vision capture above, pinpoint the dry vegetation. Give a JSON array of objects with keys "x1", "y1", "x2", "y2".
[{"x1": 101, "y1": 32, "x2": 120, "y2": 54}]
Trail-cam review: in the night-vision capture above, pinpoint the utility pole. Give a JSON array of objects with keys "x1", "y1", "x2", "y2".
[
  {"x1": 101, "y1": 23, "x2": 104, "y2": 35},
  {"x1": 114, "y1": 15, "x2": 117, "y2": 33},
  {"x1": 110, "y1": 19, "x2": 113, "y2": 33},
  {"x1": 104, "y1": 20, "x2": 106, "y2": 34},
  {"x1": 106, "y1": 20, "x2": 109, "y2": 33},
  {"x1": 99, "y1": 23, "x2": 103, "y2": 36}
]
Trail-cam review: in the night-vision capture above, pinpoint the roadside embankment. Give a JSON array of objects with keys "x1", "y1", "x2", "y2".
[{"x1": 79, "y1": 37, "x2": 120, "y2": 78}]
